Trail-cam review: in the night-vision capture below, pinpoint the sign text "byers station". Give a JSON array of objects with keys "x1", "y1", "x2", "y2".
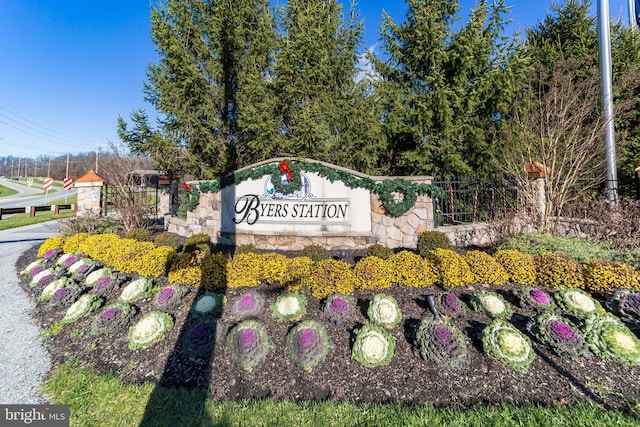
[{"x1": 233, "y1": 194, "x2": 348, "y2": 225}]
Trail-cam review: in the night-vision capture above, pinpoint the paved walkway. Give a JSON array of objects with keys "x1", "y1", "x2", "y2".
[{"x1": 0, "y1": 222, "x2": 59, "y2": 404}]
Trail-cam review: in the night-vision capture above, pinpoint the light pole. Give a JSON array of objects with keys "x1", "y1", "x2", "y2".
[{"x1": 597, "y1": 0, "x2": 617, "y2": 208}]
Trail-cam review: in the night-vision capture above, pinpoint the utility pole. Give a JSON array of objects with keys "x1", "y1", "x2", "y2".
[
  {"x1": 630, "y1": 0, "x2": 638, "y2": 28},
  {"x1": 17, "y1": 157, "x2": 21, "y2": 178},
  {"x1": 10, "y1": 159, "x2": 14, "y2": 177},
  {"x1": 598, "y1": 0, "x2": 618, "y2": 208},
  {"x1": 66, "y1": 153, "x2": 70, "y2": 179},
  {"x1": 95, "y1": 137, "x2": 99, "y2": 174},
  {"x1": 47, "y1": 157, "x2": 51, "y2": 177}
]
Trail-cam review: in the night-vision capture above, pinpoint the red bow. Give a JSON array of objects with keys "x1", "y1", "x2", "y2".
[
  {"x1": 183, "y1": 183, "x2": 191, "y2": 193},
  {"x1": 278, "y1": 160, "x2": 293, "y2": 181}
]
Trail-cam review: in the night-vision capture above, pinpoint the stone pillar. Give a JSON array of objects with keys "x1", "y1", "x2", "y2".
[
  {"x1": 526, "y1": 162, "x2": 547, "y2": 228},
  {"x1": 74, "y1": 170, "x2": 105, "y2": 217}
]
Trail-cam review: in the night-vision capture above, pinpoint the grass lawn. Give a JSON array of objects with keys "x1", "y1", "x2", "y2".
[
  {"x1": 0, "y1": 183, "x2": 19, "y2": 197},
  {"x1": 42, "y1": 360, "x2": 639, "y2": 427},
  {"x1": 0, "y1": 207, "x2": 76, "y2": 231}
]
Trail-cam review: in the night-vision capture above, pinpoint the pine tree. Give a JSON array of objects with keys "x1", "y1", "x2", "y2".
[{"x1": 372, "y1": 0, "x2": 523, "y2": 177}]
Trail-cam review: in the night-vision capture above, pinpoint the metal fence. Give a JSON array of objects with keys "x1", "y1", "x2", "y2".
[{"x1": 432, "y1": 176, "x2": 526, "y2": 228}]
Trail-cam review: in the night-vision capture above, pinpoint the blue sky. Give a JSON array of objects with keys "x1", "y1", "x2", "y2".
[{"x1": 0, "y1": 1, "x2": 634, "y2": 159}]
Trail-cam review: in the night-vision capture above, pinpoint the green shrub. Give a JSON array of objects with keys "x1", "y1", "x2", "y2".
[
  {"x1": 582, "y1": 260, "x2": 639, "y2": 296},
  {"x1": 428, "y1": 248, "x2": 473, "y2": 288},
  {"x1": 301, "y1": 244, "x2": 330, "y2": 262},
  {"x1": 497, "y1": 232, "x2": 611, "y2": 264},
  {"x1": 58, "y1": 214, "x2": 120, "y2": 237},
  {"x1": 235, "y1": 244, "x2": 260, "y2": 255},
  {"x1": 184, "y1": 233, "x2": 212, "y2": 255},
  {"x1": 154, "y1": 232, "x2": 182, "y2": 251},
  {"x1": 494, "y1": 249, "x2": 536, "y2": 285},
  {"x1": 417, "y1": 231, "x2": 453, "y2": 256},
  {"x1": 464, "y1": 250, "x2": 509, "y2": 285},
  {"x1": 125, "y1": 228, "x2": 151, "y2": 242},
  {"x1": 365, "y1": 244, "x2": 394, "y2": 260},
  {"x1": 535, "y1": 252, "x2": 583, "y2": 289}
]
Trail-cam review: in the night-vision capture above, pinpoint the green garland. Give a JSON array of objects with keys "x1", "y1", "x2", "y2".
[{"x1": 181, "y1": 159, "x2": 444, "y2": 217}]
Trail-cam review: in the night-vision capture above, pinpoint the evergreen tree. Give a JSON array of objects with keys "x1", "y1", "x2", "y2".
[
  {"x1": 272, "y1": 0, "x2": 382, "y2": 172},
  {"x1": 118, "y1": 0, "x2": 276, "y2": 179},
  {"x1": 372, "y1": 0, "x2": 524, "y2": 177}
]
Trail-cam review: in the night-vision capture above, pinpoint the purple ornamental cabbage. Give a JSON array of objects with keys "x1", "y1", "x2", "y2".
[
  {"x1": 229, "y1": 291, "x2": 265, "y2": 319},
  {"x1": 48, "y1": 284, "x2": 82, "y2": 310},
  {"x1": 226, "y1": 320, "x2": 273, "y2": 372},
  {"x1": 285, "y1": 320, "x2": 332, "y2": 372},
  {"x1": 436, "y1": 292, "x2": 467, "y2": 317},
  {"x1": 519, "y1": 287, "x2": 556, "y2": 311},
  {"x1": 531, "y1": 312, "x2": 588, "y2": 358},
  {"x1": 183, "y1": 319, "x2": 221, "y2": 358},
  {"x1": 90, "y1": 303, "x2": 136, "y2": 336},
  {"x1": 30, "y1": 265, "x2": 46, "y2": 277},
  {"x1": 154, "y1": 285, "x2": 188, "y2": 312},
  {"x1": 91, "y1": 275, "x2": 119, "y2": 297},
  {"x1": 416, "y1": 318, "x2": 468, "y2": 369},
  {"x1": 607, "y1": 289, "x2": 640, "y2": 323},
  {"x1": 323, "y1": 293, "x2": 356, "y2": 326}
]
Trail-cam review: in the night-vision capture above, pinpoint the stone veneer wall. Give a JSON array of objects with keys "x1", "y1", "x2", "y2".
[{"x1": 165, "y1": 176, "x2": 436, "y2": 250}]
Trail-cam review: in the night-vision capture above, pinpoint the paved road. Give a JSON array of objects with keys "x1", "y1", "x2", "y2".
[
  {"x1": 0, "y1": 178, "x2": 77, "y2": 208},
  {"x1": 0, "y1": 221, "x2": 59, "y2": 404}
]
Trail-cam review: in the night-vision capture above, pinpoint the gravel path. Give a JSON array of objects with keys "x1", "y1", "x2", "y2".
[{"x1": 0, "y1": 222, "x2": 58, "y2": 404}]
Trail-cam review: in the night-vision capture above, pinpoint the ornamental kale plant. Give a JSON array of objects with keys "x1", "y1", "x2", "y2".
[
  {"x1": 39, "y1": 277, "x2": 73, "y2": 302},
  {"x1": 48, "y1": 283, "x2": 83, "y2": 311},
  {"x1": 606, "y1": 289, "x2": 640, "y2": 324},
  {"x1": 351, "y1": 323, "x2": 396, "y2": 368},
  {"x1": 367, "y1": 294, "x2": 402, "y2": 328},
  {"x1": 42, "y1": 248, "x2": 62, "y2": 262},
  {"x1": 286, "y1": 320, "x2": 333, "y2": 372},
  {"x1": 322, "y1": 293, "x2": 356, "y2": 326},
  {"x1": 470, "y1": 291, "x2": 513, "y2": 319},
  {"x1": 62, "y1": 294, "x2": 103, "y2": 324},
  {"x1": 226, "y1": 320, "x2": 273, "y2": 372},
  {"x1": 482, "y1": 319, "x2": 535, "y2": 373},
  {"x1": 583, "y1": 313, "x2": 640, "y2": 366},
  {"x1": 555, "y1": 287, "x2": 602, "y2": 318},
  {"x1": 228, "y1": 291, "x2": 265, "y2": 319},
  {"x1": 154, "y1": 285, "x2": 189, "y2": 312},
  {"x1": 434, "y1": 292, "x2": 467, "y2": 318},
  {"x1": 182, "y1": 318, "x2": 222, "y2": 358},
  {"x1": 270, "y1": 292, "x2": 307, "y2": 322},
  {"x1": 416, "y1": 318, "x2": 468, "y2": 369},
  {"x1": 57, "y1": 253, "x2": 82, "y2": 270},
  {"x1": 119, "y1": 277, "x2": 153, "y2": 303},
  {"x1": 68, "y1": 258, "x2": 96, "y2": 278},
  {"x1": 128, "y1": 311, "x2": 174, "y2": 351},
  {"x1": 530, "y1": 312, "x2": 588, "y2": 358},
  {"x1": 91, "y1": 274, "x2": 121, "y2": 297},
  {"x1": 21, "y1": 258, "x2": 45, "y2": 276},
  {"x1": 91, "y1": 303, "x2": 136, "y2": 337},
  {"x1": 84, "y1": 267, "x2": 114, "y2": 287},
  {"x1": 518, "y1": 287, "x2": 556, "y2": 311},
  {"x1": 29, "y1": 268, "x2": 58, "y2": 293},
  {"x1": 191, "y1": 293, "x2": 226, "y2": 318}
]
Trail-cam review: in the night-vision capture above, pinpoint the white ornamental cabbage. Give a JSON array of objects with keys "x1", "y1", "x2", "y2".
[
  {"x1": 84, "y1": 268, "x2": 112, "y2": 287},
  {"x1": 191, "y1": 293, "x2": 226, "y2": 317},
  {"x1": 40, "y1": 277, "x2": 71, "y2": 301},
  {"x1": 352, "y1": 323, "x2": 396, "y2": 368},
  {"x1": 367, "y1": 294, "x2": 402, "y2": 328},
  {"x1": 29, "y1": 268, "x2": 55, "y2": 287},
  {"x1": 21, "y1": 259, "x2": 45, "y2": 275},
  {"x1": 471, "y1": 291, "x2": 512, "y2": 319},
  {"x1": 556, "y1": 287, "x2": 602, "y2": 317},
  {"x1": 270, "y1": 292, "x2": 307, "y2": 322},
  {"x1": 119, "y1": 277, "x2": 153, "y2": 303},
  {"x1": 62, "y1": 294, "x2": 103, "y2": 324},
  {"x1": 128, "y1": 311, "x2": 174, "y2": 350}
]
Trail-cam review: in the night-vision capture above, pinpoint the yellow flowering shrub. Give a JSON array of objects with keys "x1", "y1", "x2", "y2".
[
  {"x1": 38, "y1": 236, "x2": 65, "y2": 257},
  {"x1": 62, "y1": 232, "x2": 89, "y2": 254},
  {"x1": 283, "y1": 256, "x2": 314, "y2": 291},
  {"x1": 78, "y1": 234, "x2": 121, "y2": 265},
  {"x1": 112, "y1": 239, "x2": 152, "y2": 273},
  {"x1": 494, "y1": 249, "x2": 536, "y2": 285},
  {"x1": 464, "y1": 250, "x2": 509, "y2": 285},
  {"x1": 535, "y1": 251, "x2": 583, "y2": 289},
  {"x1": 308, "y1": 259, "x2": 361, "y2": 299},
  {"x1": 226, "y1": 253, "x2": 263, "y2": 288},
  {"x1": 387, "y1": 251, "x2": 437, "y2": 288},
  {"x1": 201, "y1": 252, "x2": 229, "y2": 290},
  {"x1": 582, "y1": 260, "x2": 639, "y2": 296},
  {"x1": 353, "y1": 256, "x2": 395, "y2": 291},
  {"x1": 428, "y1": 248, "x2": 474, "y2": 288},
  {"x1": 130, "y1": 246, "x2": 175, "y2": 277},
  {"x1": 259, "y1": 253, "x2": 289, "y2": 285},
  {"x1": 168, "y1": 251, "x2": 207, "y2": 287}
]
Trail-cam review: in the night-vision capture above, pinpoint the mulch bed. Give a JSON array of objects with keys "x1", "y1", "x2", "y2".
[{"x1": 17, "y1": 245, "x2": 640, "y2": 412}]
